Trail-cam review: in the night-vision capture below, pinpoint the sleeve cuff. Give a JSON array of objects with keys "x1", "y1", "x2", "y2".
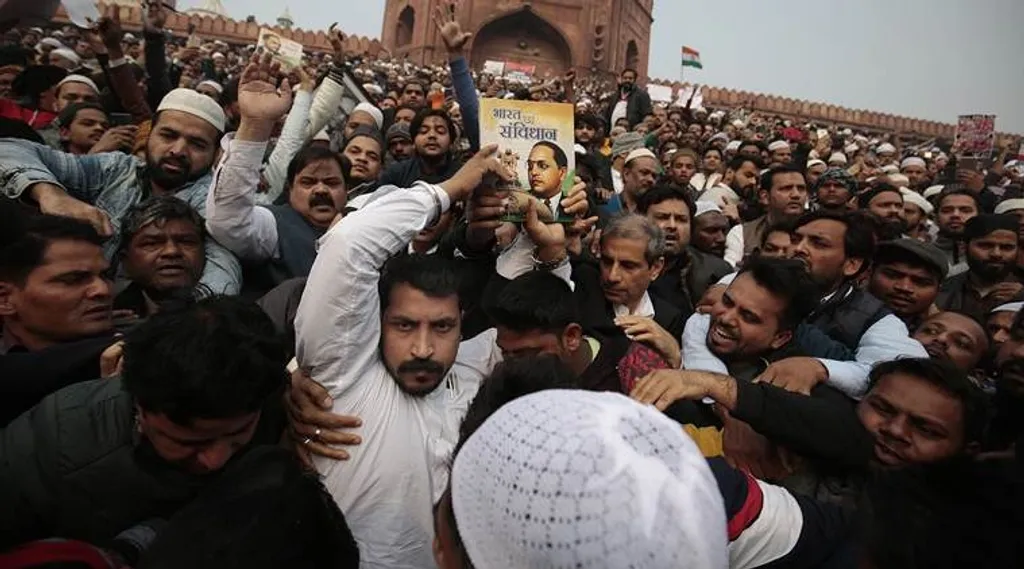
[
  {"x1": 227, "y1": 139, "x2": 270, "y2": 164},
  {"x1": 108, "y1": 57, "x2": 128, "y2": 68}
]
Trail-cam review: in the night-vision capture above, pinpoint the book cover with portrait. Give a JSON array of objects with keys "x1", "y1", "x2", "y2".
[
  {"x1": 479, "y1": 98, "x2": 576, "y2": 223},
  {"x1": 257, "y1": 28, "x2": 304, "y2": 71}
]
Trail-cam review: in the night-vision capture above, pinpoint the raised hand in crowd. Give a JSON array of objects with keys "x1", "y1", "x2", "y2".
[
  {"x1": 328, "y1": 22, "x2": 346, "y2": 61},
  {"x1": 433, "y1": 0, "x2": 472, "y2": 55},
  {"x1": 142, "y1": 0, "x2": 168, "y2": 34},
  {"x1": 439, "y1": 144, "x2": 510, "y2": 202},
  {"x1": 235, "y1": 52, "x2": 292, "y2": 141},
  {"x1": 96, "y1": 3, "x2": 126, "y2": 60}
]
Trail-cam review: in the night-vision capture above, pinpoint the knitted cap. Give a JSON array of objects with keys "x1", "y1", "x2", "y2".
[
  {"x1": 451, "y1": 390, "x2": 728, "y2": 569},
  {"x1": 385, "y1": 122, "x2": 411, "y2": 143},
  {"x1": 610, "y1": 132, "x2": 644, "y2": 159}
]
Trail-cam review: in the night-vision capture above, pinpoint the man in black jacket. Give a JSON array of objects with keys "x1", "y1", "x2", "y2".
[
  {"x1": 0, "y1": 209, "x2": 118, "y2": 424},
  {"x1": 604, "y1": 67, "x2": 652, "y2": 130},
  {"x1": 639, "y1": 185, "x2": 732, "y2": 314},
  {"x1": 572, "y1": 213, "x2": 687, "y2": 353},
  {"x1": 634, "y1": 357, "x2": 988, "y2": 473},
  {"x1": 0, "y1": 296, "x2": 289, "y2": 548}
]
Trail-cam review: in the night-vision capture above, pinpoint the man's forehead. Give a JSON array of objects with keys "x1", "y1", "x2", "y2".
[
  {"x1": 602, "y1": 236, "x2": 648, "y2": 259},
  {"x1": 797, "y1": 219, "x2": 845, "y2": 239},
  {"x1": 650, "y1": 200, "x2": 689, "y2": 216}
]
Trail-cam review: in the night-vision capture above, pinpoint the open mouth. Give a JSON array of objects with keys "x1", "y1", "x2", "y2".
[
  {"x1": 873, "y1": 442, "x2": 904, "y2": 465},
  {"x1": 710, "y1": 322, "x2": 738, "y2": 343}
]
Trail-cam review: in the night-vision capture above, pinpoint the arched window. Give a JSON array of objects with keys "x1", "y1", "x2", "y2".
[{"x1": 396, "y1": 6, "x2": 415, "y2": 47}]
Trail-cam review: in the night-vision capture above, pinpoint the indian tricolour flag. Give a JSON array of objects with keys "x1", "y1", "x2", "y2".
[{"x1": 681, "y1": 46, "x2": 703, "y2": 69}]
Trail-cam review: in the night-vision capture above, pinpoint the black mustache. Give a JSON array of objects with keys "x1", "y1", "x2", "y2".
[
  {"x1": 160, "y1": 156, "x2": 189, "y2": 170},
  {"x1": 308, "y1": 193, "x2": 335, "y2": 208},
  {"x1": 397, "y1": 359, "x2": 444, "y2": 375}
]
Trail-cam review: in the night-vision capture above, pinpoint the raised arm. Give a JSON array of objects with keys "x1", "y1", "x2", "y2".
[
  {"x1": 205, "y1": 55, "x2": 293, "y2": 261},
  {"x1": 434, "y1": 2, "x2": 480, "y2": 151},
  {"x1": 295, "y1": 146, "x2": 508, "y2": 396},
  {"x1": 261, "y1": 76, "x2": 314, "y2": 204},
  {"x1": 96, "y1": 6, "x2": 152, "y2": 122},
  {"x1": 306, "y1": 26, "x2": 351, "y2": 140}
]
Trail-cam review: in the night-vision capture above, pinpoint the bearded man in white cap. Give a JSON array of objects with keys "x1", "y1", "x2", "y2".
[
  {"x1": 876, "y1": 142, "x2": 897, "y2": 165},
  {"x1": 0, "y1": 84, "x2": 241, "y2": 294},
  {"x1": 901, "y1": 188, "x2": 935, "y2": 242},
  {"x1": 900, "y1": 156, "x2": 931, "y2": 190},
  {"x1": 767, "y1": 139, "x2": 791, "y2": 167}
]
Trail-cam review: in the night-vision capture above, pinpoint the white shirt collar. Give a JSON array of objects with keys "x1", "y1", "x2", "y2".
[{"x1": 613, "y1": 291, "x2": 656, "y2": 319}]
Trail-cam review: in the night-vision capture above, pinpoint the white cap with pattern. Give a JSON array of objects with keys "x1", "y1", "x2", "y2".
[{"x1": 451, "y1": 390, "x2": 728, "y2": 569}]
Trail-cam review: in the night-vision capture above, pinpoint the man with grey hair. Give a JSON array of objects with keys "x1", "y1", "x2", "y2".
[
  {"x1": 574, "y1": 213, "x2": 687, "y2": 362},
  {"x1": 115, "y1": 196, "x2": 207, "y2": 319}
]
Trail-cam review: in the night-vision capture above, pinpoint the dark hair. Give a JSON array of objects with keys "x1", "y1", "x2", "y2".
[
  {"x1": 485, "y1": 272, "x2": 578, "y2": 334},
  {"x1": 0, "y1": 116, "x2": 46, "y2": 143},
  {"x1": 138, "y1": 447, "x2": 360, "y2": 569},
  {"x1": 874, "y1": 245, "x2": 943, "y2": 281},
  {"x1": 726, "y1": 154, "x2": 763, "y2": 173},
  {"x1": 736, "y1": 256, "x2": 821, "y2": 330},
  {"x1": 55, "y1": 101, "x2": 106, "y2": 129},
  {"x1": 868, "y1": 358, "x2": 990, "y2": 445},
  {"x1": 738, "y1": 140, "x2": 766, "y2": 155},
  {"x1": 636, "y1": 184, "x2": 694, "y2": 217},
  {"x1": 936, "y1": 188, "x2": 981, "y2": 212},
  {"x1": 120, "y1": 196, "x2": 205, "y2": 254},
  {"x1": 344, "y1": 125, "x2": 385, "y2": 156},
  {"x1": 793, "y1": 209, "x2": 877, "y2": 274},
  {"x1": 379, "y1": 254, "x2": 462, "y2": 314},
  {"x1": 621, "y1": 67, "x2": 638, "y2": 78},
  {"x1": 402, "y1": 79, "x2": 426, "y2": 94},
  {"x1": 857, "y1": 183, "x2": 903, "y2": 210},
  {"x1": 285, "y1": 143, "x2": 351, "y2": 193},
  {"x1": 0, "y1": 204, "x2": 103, "y2": 284},
  {"x1": 121, "y1": 296, "x2": 289, "y2": 425},
  {"x1": 410, "y1": 108, "x2": 456, "y2": 145},
  {"x1": 703, "y1": 147, "x2": 723, "y2": 159},
  {"x1": 574, "y1": 112, "x2": 601, "y2": 130},
  {"x1": 760, "y1": 220, "x2": 795, "y2": 247},
  {"x1": 394, "y1": 103, "x2": 418, "y2": 117},
  {"x1": 530, "y1": 140, "x2": 567, "y2": 169},
  {"x1": 759, "y1": 165, "x2": 805, "y2": 193},
  {"x1": 456, "y1": 355, "x2": 577, "y2": 455}
]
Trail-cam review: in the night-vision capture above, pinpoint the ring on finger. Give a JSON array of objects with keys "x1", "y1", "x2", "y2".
[
  {"x1": 314, "y1": 427, "x2": 322, "y2": 440},
  {"x1": 301, "y1": 437, "x2": 312, "y2": 446}
]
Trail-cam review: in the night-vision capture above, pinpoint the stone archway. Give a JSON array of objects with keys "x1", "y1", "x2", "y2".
[
  {"x1": 396, "y1": 5, "x2": 415, "y2": 47},
  {"x1": 470, "y1": 9, "x2": 572, "y2": 77}
]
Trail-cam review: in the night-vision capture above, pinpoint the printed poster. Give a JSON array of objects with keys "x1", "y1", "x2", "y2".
[
  {"x1": 257, "y1": 28, "x2": 303, "y2": 70},
  {"x1": 482, "y1": 60, "x2": 506, "y2": 76},
  {"x1": 503, "y1": 61, "x2": 536, "y2": 85},
  {"x1": 953, "y1": 114, "x2": 996, "y2": 159},
  {"x1": 480, "y1": 98, "x2": 576, "y2": 223},
  {"x1": 647, "y1": 84, "x2": 674, "y2": 103}
]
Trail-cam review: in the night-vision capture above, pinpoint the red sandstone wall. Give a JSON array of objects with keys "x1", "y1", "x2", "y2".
[
  {"x1": 51, "y1": 3, "x2": 388, "y2": 57},
  {"x1": 50, "y1": 4, "x2": 1015, "y2": 138}
]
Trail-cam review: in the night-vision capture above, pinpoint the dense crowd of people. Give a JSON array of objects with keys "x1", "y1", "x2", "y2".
[{"x1": 1, "y1": 2, "x2": 1023, "y2": 568}]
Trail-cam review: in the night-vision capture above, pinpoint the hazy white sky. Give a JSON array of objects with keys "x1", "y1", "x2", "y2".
[{"x1": 189, "y1": 0, "x2": 1024, "y2": 132}]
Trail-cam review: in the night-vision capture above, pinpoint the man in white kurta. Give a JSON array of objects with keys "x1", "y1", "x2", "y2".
[{"x1": 294, "y1": 180, "x2": 501, "y2": 568}]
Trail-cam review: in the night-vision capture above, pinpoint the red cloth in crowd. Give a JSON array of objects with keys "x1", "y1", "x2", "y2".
[{"x1": 0, "y1": 99, "x2": 56, "y2": 129}]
